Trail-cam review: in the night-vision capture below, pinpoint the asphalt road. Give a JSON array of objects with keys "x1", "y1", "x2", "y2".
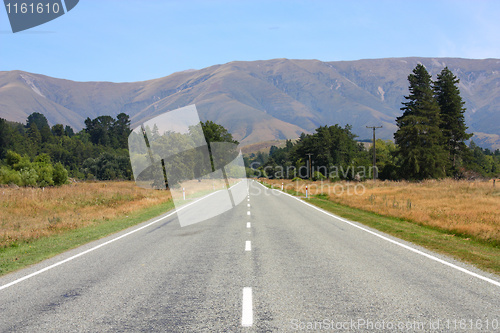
[{"x1": 0, "y1": 180, "x2": 499, "y2": 332}]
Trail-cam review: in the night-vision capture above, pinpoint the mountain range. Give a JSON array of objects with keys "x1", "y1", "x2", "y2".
[{"x1": 0, "y1": 57, "x2": 499, "y2": 149}]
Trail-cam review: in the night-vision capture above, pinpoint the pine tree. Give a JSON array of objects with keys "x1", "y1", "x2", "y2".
[
  {"x1": 26, "y1": 112, "x2": 49, "y2": 130},
  {"x1": 434, "y1": 67, "x2": 472, "y2": 173},
  {"x1": 0, "y1": 118, "x2": 9, "y2": 158},
  {"x1": 27, "y1": 122, "x2": 42, "y2": 146},
  {"x1": 394, "y1": 64, "x2": 447, "y2": 179}
]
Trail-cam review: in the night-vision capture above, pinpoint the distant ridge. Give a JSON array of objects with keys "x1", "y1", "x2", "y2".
[{"x1": 1, "y1": 57, "x2": 499, "y2": 149}]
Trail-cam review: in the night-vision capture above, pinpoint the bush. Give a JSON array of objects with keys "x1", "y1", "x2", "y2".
[
  {"x1": 0, "y1": 153, "x2": 70, "y2": 187},
  {"x1": 35, "y1": 164, "x2": 54, "y2": 187},
  {"x1": 0, "y1": 166, "x2": 22, "y2": 185},
  {"x1": 20, "y1": 167, "x2": 38, "y2": 186},
  {"x1": 5, "y1": 150, "x2": 21, "y2": 167},
  {"x1": 34, "y1": 153, "x2": 52, "y2": 165},
  {"x1": 53, "y1": 162, "x2": 68, "y2": 185}
]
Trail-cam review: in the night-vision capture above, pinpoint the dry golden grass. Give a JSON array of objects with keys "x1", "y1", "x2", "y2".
[
  {"x1": 263, "y1": 178, "x2": 500, "y2": 243},
  {"x1": 0, "y1": 181, "x2": 171, "y2": 248}
]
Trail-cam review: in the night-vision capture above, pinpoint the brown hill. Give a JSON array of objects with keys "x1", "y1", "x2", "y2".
[{"x1": 0, "y1": 57, "x2": 499, "y2": 149}]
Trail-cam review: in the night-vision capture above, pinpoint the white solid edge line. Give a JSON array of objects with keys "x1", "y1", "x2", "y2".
[
  {"x1": 245, "y1": 241, "x2": 252, "y2": 251},
  {"x1": 257, "y1": 182, "x2": 500, "y2": 288},
  {"x1": 247, "y1": 222, "x2": 251, "y2": 228},
  {"x1": 0, "y1": 190, "x2": 222, "y2": 292},
  {"x1": 242, "y1": 287, "x2": 253, "y2": 327},
  {"x1": 228, "y1": 179, "x2": 247, "y2": 190}
]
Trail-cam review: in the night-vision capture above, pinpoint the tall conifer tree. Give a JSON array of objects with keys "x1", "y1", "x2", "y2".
[
  {"x1": 394, "y1": 64, "x2": 447, "y2": 179},
  {"x1": 434, "y1": 67, "x2": 472, "y2": 172}
]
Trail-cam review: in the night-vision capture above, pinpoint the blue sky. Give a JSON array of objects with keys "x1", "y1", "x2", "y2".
[{"x1": 1, "y1": 0, "x2": 500, "y2": 82}]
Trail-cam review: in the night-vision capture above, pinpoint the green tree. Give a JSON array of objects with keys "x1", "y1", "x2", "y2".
[
  {"x1": 112, "y1": 113, "x2": 132, "y2": 149},
  {"x1": 394, "y1": 64, "x2": 447, "y2": 179},
  {"x1": 292, "y1": 125, "x2": 364, "y2": 179},
  {"x1": 51, "y1": 124, "x2": 65, "y2": 137},
  {"x1": 5, "y1": 150, "x2": 22, "y2": 168},
  {"x1": 39, "y1": 125, "x2": 53, "y2": 143},
  {"x1": 0, "y1": 118, "x2": 11, "y2": 158},
  {"x1": 27, "y1": 122, "x2": 42, "y2": 146},
  {"x1": 34, "y1": 153, "x2": 54, "y2": 186},
  {"x1": 65, "y1": 125, "x2": 75, "y2": 137},
  {"x1": 26, "y1": 112, "x2": 49, "y2": 131},
  {"x1": 434, "y1": 67, "x2": 473, "y2": 173},
  {"x1": 53, "y1": 162, "x2": 68, "y2": 185},
  {"x1": 201, "y1": 120, "x2": 239, "y2": 145},
  {"x1": 369, "y1": 139, "x2": 398, "y2": 180},
  {"x1": 84, "y1": 115, "x2": 115, "y2": 146}
]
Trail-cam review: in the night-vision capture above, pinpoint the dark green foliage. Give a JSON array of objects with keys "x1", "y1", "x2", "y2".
[
  {"x1": 292, "y1": 125, "x2": 364, "y2": 170},
  {"x1": 1, "y1": 113, "x2": 239, "y2": 185},
  {"x1": 85, "y1": 115, "x2": 115, "y2": 146},
  {"x1": 434, "y1": 67, "x2": 473, "y2": 174},
  {"x1": 0, "y1": 150, "x2": 61, "y2": 187},
  {"x1": 394, "y1": 64, "x2": 447, "y2": 180},
  {"x1": 5, "y1": 150, "x2": 22, "y2": 168},
  {"x1": 393, "y1": 65, "x2": 498, "y2": 180},
  {"x1": 369, "y1": 139, "x2": 399, "y2": 180},
  {"x1": 253, "y1": 125, "x2": 369, "y2": 180},
  {"x1": 65, "y1": 125, "x2": 75, "y2": 137},
  {"x1": 84, "y1": 113, "x2": 132, "y2": 149},
  {"x1": 39, "y1": 125, "x2": 52, "y2": 144},
  {"x1": 26, "y1": 112, "x2": 49, "y2": 131},
  {"x1": 51, "y1": 124, "x2": 65, "y2": 137},
  {"x1": 0, "y1": 112, "x2": 134, "y2": 185},
  {"x1": 53, "y1": 162, "x2": 68, "y2": 185},
  {"x1": 201, "y1": 120, "x2": 239, "y2": 146},
  {"x1": 82, "y1": 152, "x2": 132, "y2": 180},
  {"x1": 0, "y1": 118, "x2": 9, "y2": 159},
  {"x1": 460, "y1": 141, "x2": 500, "y2": 178},
  {"x1": 27, "y1": 122, "x2": 42, "y2": 147}
]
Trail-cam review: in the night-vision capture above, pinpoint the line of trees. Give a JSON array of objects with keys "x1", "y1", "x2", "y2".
[
  {"x1": 0, "y1": 112, "x2": 241, "y2": 187},
  {"x1": 0, "y1": 112, "x2": 133, "y2": 185},
  {"x1": 1, "y1": 65, "x2": 498, "y2": 186},
  {"x1": 394, "y1": 65, "x2": 475, "y2": 179},
  {"x1": 245, "y1": 125, "x2": 372, "y2": 180},
  {"x1": 246, "y1": 65, "x2": 499, "y2": 181}
]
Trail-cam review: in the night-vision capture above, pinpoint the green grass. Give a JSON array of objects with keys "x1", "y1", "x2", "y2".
[
  {"x1": 260, "y1": 181, "x2": 500, "y2": 275},
  {"x1": 0, "y1": 200, "x2": 175, "y2": 277}
]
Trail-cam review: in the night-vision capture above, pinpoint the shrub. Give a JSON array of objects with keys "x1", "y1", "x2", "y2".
[
  {"x1": 20, "y1": 167, "x2": 38, "y2": 186},
  {"x1": 34, "y1": 153, "x2": 52, "y2": 165},
  {"x1": 53, "y1": 162, "x2": 68, "y2": 185},
  {"x1": 5, "y1": 150, "x2": 21, "y2": 167},
  {"x1": 35, "y1": 164, "x2": 54, "y2": 187},
  {"x1": 0, "y1": 166, "x2": 22, "y2": 185}
]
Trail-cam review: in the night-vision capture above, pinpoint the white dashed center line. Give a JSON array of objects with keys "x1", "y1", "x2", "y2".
[
  {"x1": 242, "y1": 287, "x2": 253, "y2": 327},
  {"x1": 245, "y1": 241, "x2": 251, "y2": 251},
  {"x1": 247, "y1": 211, "x2": 251, "y2": 216},
  {"x1": 247, "y1": 222, "x2": 251, "y2": 228}
]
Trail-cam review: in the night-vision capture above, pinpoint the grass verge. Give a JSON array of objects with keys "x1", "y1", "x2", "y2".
[
  {"x1": 0, "y1": 200, "x2": 174, "y2": 277},
  {"x1": 260, "y1": 181, "x2": 500, "y2": 275}
]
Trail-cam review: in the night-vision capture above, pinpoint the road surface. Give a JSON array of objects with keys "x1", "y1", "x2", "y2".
[{"x1": 0, "y1": 180, "x2": 499, "y2": 332}]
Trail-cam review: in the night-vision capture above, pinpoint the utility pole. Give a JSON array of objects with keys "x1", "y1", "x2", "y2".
[
  {"x1": 366, "y1": 126, "x2": 382, "y2": 181},
  {"x1": 306, "y1": 153, "x2": 313, "y2": 180}
]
